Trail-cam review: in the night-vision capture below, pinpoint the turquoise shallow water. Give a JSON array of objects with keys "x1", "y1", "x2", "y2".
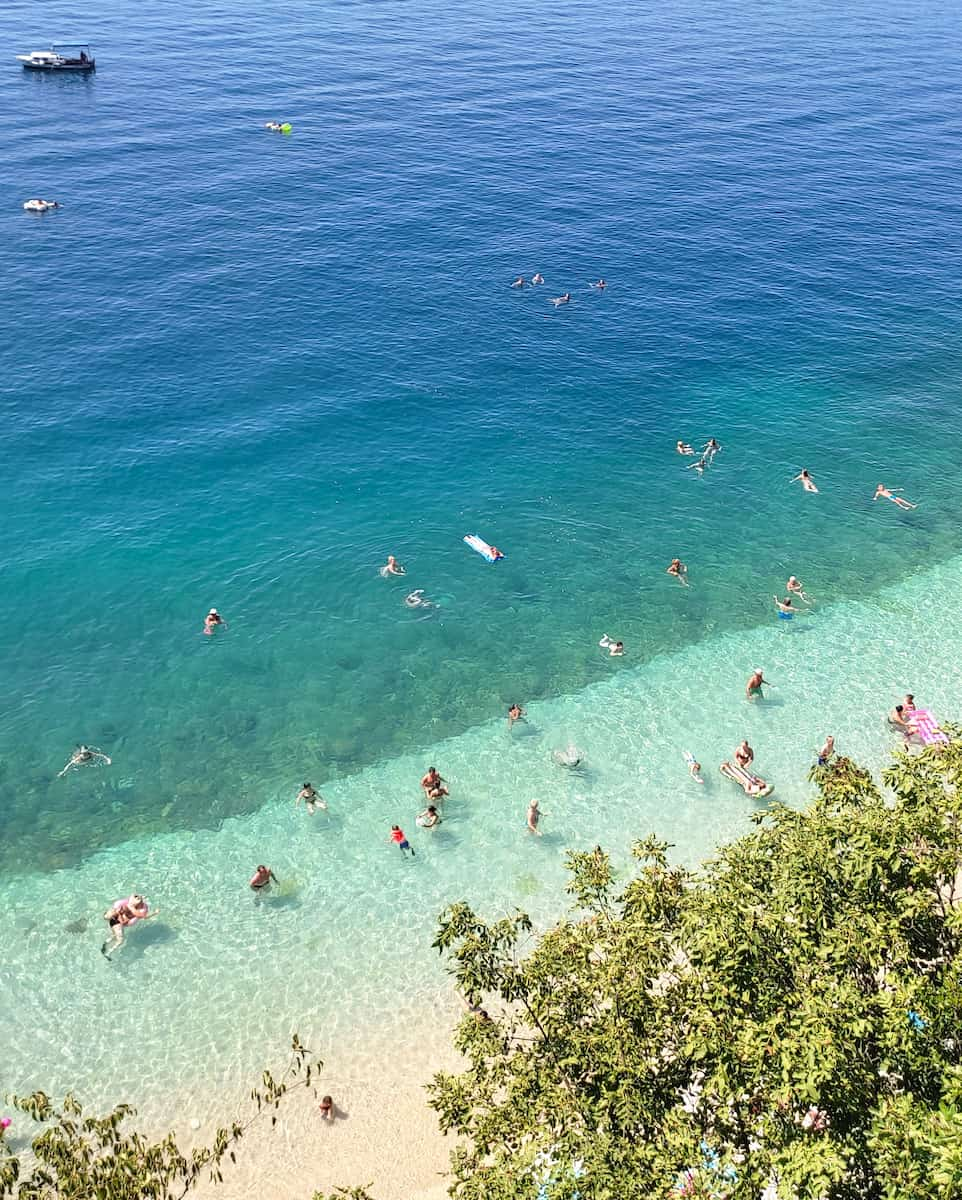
[{"x1": 2, "y1": 0, "x2": 962, "y2": 1129}]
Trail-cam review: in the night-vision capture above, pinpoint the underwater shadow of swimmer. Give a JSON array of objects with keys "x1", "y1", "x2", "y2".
[
  {"x1": 106, "y1": 922, "x2": 178, "y2": 963},
  {"x1": 509, "y1": 722, "x2": 543, "y2": 741},
  {"x1": 258, "y1": 892, "x2": 304, "y2": 911}
]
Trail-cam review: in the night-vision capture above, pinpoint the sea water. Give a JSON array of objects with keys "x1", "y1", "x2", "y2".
[{"x1": 2, "y1": 0, "x2": 962, "y2": 1128}]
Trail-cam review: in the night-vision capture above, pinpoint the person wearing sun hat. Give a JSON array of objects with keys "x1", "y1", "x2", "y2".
[
  {"x1": 203, "y1": 607, "x2": 228, "y2": 636},
  {"x1": 746, "y1": 668, "x2": 772, "y2": 700}
]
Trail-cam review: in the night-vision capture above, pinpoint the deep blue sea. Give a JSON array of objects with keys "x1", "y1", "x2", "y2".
[{"x1": 2, "y1": 0, "x2": 962, "y2": 1169}]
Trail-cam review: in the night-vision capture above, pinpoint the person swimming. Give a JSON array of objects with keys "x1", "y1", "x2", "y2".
[
  {"x1": 250, "y1": 865, "x2": 278, "y2": 892},
  {"x1": 507, "y1": 703, "x2": 527, "y2": 727},
  {"x1": 204, "y1": 608, "x2": 227, "y2": 635},
  {"x1": 687, "y1": 455, "x2": 709, "y2": 474},
  {"x1": 786, "y1": 575, "x2": 811, "y2": 604},
  {"x1": 296, "y1": 782, "x2": 327, "y2": 814},
  {"x1": 791, "y1": 469, "x2": 819, "y2": 493},
  {"x1": 416, "y1": 805, "x2": 441, "y2": 828},
  {"x1": 531, "y1": 272, "x2": 544, "y2": 285},
  {"x1": 590, "y1": 279, "x2": 607, "y2": 289},
  {"x1": 683, "y1": 751, "x2": 704, "y2": 784},
  {"x1": 773, "y1": 596, "x2": 797, "y2": 619},
  {"x1": 380, "y1": 554, "x2": 406, "y2": 576},
  {"x1": 599, "y1": 634, "x2": 624, "y2": 656},
  {"x1": 666, "y1": 558, "x2": 689, "y2": 586},
  {"x1": 550, "y1": 293, "x2": 571, "y2": 307},
  {"x1": 873, "y1": 484, "x2": 917, "y2": 510},
  {"x1": 58, "y1": 744, "x2": 111, "y2": 777},
  {"x1": 702, "y1": 438, "x2": 720, "y2": 459},
  {"x1": 676, "y1": 440, "x2": 696, "y2": 455},
  {"x1": 404, "y1": 589, "x2": 433, "y2": 608},
  {"x1": 101, "y1": 894, "x2": 156, "y2": 958},
  {"x1": 511, "y1": 276, "x2": 527, "y2": 288},
  {"x1": 552, "y1": 744, "x2": 585, "y2": 768}
]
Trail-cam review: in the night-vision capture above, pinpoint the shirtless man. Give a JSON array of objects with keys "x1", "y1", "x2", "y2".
[
  {"x1": 58, "y1": 744, "x2": 111, "y2": 777},
  {"x1": 381, "y1": 554, "x2": 405, "y2": 575},
  {"x1": 791, "y1": 470, "x2": 819, "y2": 493},
  {"x1": 550, "y1": 293, "x2": 571, "y2": 307},
  {"x1": 526, "y1": 799, "x2": 543, "y2": 836},
  {"x1": 531, "y1": 272, "x2": 544, "y2": 285},
  {"x1": 702, "y1": 438, "x2": 721, "y2": 460},
  {"x1": 816, "y1": 735, "x2": 835, "y2": 766},
  {"x1": 873, "y1": 484, "x2": 917, "y2": 510},
  {"x1": 774, "y1": 596, "x2": 797, "y2": 619},
  {"x1": 666, "y1": 558, "x2": 689, "y2": 586},
  {"x1": 786, "y1": 575, "x2": 811, "y2": 604},
  {"x1": 734, "y1": 739, "x2": 754, "y2": 768},
  {"x1": 296, "y1": 782, "x2": 327, "y2": 814},
  {"x1": 507, "y1": 703, "x2": 527, "y2": 728},
  {"x1": 599, "y1": 635, "x2": 624, "y2": 656},
  {"x1": 746, "y1": 669, "x2": 771, "y2": 700},
  {"x1": 889, "y1": 704, "x2": 912, "y2": 739}
]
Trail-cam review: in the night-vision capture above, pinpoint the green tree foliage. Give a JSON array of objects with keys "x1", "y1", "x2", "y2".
[
  {"x1": 429, "y1": 739, "x2": 962, "y2": 1200},
  {"x1": 0, "y1": 1036, "x2": 315, "y2": 1200}
]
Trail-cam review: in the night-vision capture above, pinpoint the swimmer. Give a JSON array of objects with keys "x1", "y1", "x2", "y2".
[
  {"x1": 684, "y1": 752, "x2": 704, "y2": 785},
  {"x1": 511, "y1": 276, "x2": 527, "y2": 288},
  {"x1": 250, "y1": 864, "x2": 278, "y2": 893},
  {"x1": 734, "y1": 739, "x2": 754, "y2": 769},
  {"x1": 204, "y1": 608, "x2": 227, "y2": 635},
  {"x1": 790, "y1": 470, "x2": 819, "y2": 493},
  {"x1": 264, "y1": 121, "x2": 282, "y2": 131},
  {"x1": 687, "y1": 455, "x2": 709, "y2": 474},
  {"x1": 404, "y1": 589, "x2": 433, "y2": 609},
  {"x1": 786, "y1": 575, "x2": 812, "y2": 604},
  {"x1": 702, "y1": 438, "x2": 721, "y2": 459},
  {"x1": 773, "y1": 596, "x2": 797, "y2": 619},
  {"x1": 746, "y1": 668, "x2": 772, "y2": 700},
  {"x1": 101, "y1": 894, "x2": 156, "y2": 958},
  {"x1": 526, "y1": 799, "x2": 543, "y2": 836},
  {"x1": 666, "y1": 558, "x2": 689, "y2": 586},
  {"x1": 888, "y1": 704, "x2": 912, "y2": 735},
  {"x1": 389, "y1": 824, "x2": 415, "y2": 856},
  {"x1": 599, "y1": 634, "x2": 624, "y2": 656},
  {"x1": 873, "y1": 484, "x2": 917, "y2": 510},
  {"x1": 816, "y1": 735, "x2": 835, "y2": 766},
  {"x1": 296, "y1": 782, "x2": 327, "y2": 814},
  {"x1": 550, "y1": 293, "x2": 572, "y2": 307},
  {"x1": 319, "y1": 1095, "x2": 335, "y2": 1121},
  {"x1": 552, "y1": 744, "x2": 584, "y2": 768},
  {"x1": 381, "y1": 554, "x2": 405, "y2": 576},
  {"x1": 676, "y1": 440, "x2": 696, "y2": 455},
  {"x1": 417, "y1": 805, "x2": 441, "y2": 828},
  {"x1": 58, "y1": 744, "x2": 111, "y2": 777},
  {"x1": 507, "y1": 703, "x2": 527, "y2": 727},
  {"x1": 421, "y1": 766, "x2": 446, "y2": 798},
  {"x1": 590, "y1": 279, "x2": 607, "y2": 290},
  {"x1": 531, "y1": 272, "x2": 544, "y2": 285}
]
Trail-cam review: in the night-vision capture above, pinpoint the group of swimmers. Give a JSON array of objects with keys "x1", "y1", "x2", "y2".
[{"x1": 510, "y1": 273, "x2": 607, "y2": 307}]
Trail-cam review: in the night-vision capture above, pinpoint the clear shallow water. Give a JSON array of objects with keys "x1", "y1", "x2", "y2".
[{"x1": 2, "y1": 0, "x2": 962, "y2": 1126}]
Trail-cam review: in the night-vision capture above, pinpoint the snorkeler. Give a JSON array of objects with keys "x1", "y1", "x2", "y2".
[
  {"x1": 404, "y1": 589, "x2": 433, "y2": 608},
  {"x1": 531, "y1": 272, "x2": 544, "y2": 284},
  {"x1": 599, "y1": 635, "x2": 624, "y2": 656},
  {"x1": 507, "y1": 703, "x2": 527, "y2": 727},
  {"x1": 550, "y1": 293, "x2": 571, "y2": 307},
  {"x1": 204, "y1": 608, "x2": 228, "y2": 635},
  {"x1": 676, "y1": 440, "x2": 696, "y2": 455},
  {"x1": 58, "y1": 744, "x2": 111, "y2": 777},
  {"x1": 296, "y1": 782, "x2": 327, "y2": 814},
  {"x1": 746, "y1": 668, "x2": 772, "y2": 700},
  {"x1": 526, "y1": 799, "x2": 543, "y2": 836},
  {"x1": 666, "y1": 558, "x2": 689, "y2": 586},
  {"x1": 790, "y1": 470, "x2": 819, "y2": 493},
  {"x1": 511, "y1": 276, "x2": 527, "y2": 288},
  {"x1": 101, "y1": 894, "x2": 156, "y2": 959},
  {"x1": 381, "y1": 554, "x2": 405, "y2": 576},
  {"x1": 873, "y1": 484, "x2": 917, "y2": 510}
]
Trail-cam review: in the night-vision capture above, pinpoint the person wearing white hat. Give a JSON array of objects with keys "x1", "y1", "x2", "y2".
[
  {"x1": 203, "y1": 608, "x2": 228, "y2": 636},
  {"x1": 746, "y1": 669, "x2": 772, "y2": 700}
]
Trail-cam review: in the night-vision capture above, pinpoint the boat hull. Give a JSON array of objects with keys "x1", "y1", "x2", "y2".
[{"x1": 22, "y1": 61, "x2": 95, "y2": 72}]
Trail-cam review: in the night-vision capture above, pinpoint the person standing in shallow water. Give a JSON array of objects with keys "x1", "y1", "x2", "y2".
[
  {"x1": 296, "y1": 782, "x2": 327, "y2": 814},
  {"x1": 526, "y1": 799, "x2": 543, "y2": 836},
  {"x1": 746, "y1": 669, "x2": 771, "y2": 700}
]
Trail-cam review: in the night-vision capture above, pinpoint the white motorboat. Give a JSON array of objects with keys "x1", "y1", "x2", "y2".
[{"x1": 17, "y1": 45, "x2": 95, "y2": 72}]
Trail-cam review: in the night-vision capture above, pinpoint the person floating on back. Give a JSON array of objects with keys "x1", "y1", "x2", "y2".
[{"x1": 873, "y1": 484, "x2": 917, "y2": 510}]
